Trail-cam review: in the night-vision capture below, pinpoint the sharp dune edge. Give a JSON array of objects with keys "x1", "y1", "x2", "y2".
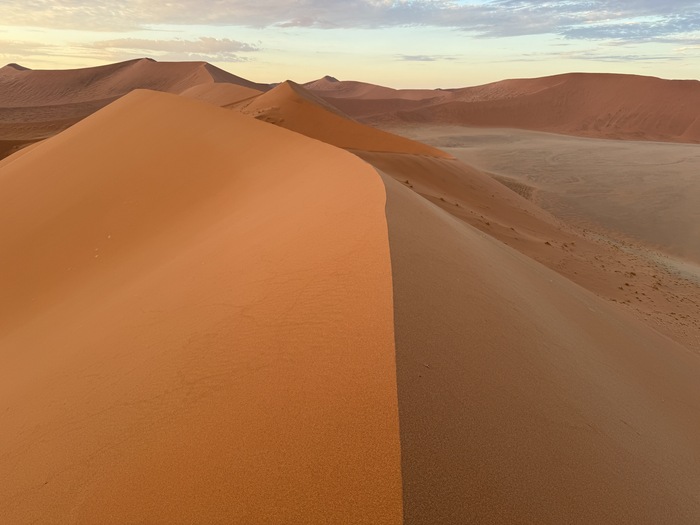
[
  {"x1": 0, "y1": 90, "x2": 403, "y2": 523},
  {"x1": 2, "y1": 61, "x2": 700, "y2": 523}
]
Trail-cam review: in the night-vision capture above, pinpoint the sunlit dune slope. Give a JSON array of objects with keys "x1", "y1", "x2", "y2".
[
  {"x1": 3, "y1": 73, "x2": 700, "y2": 525},
  {"x1": 0, "y1": 59, "x2": 268, "y2": 150},
  {"x1": 179, "y1": 82, "x2": 262, "y2": 106},
  {"x1": 0, "y1": 89, "x2": 402, "y2": 523},
  {"x1": 247, "y1": 75, "x2": 700, "y2": 351},
  {"x1": 231, "y1": 80, "x2": 449, "y2": 157}
]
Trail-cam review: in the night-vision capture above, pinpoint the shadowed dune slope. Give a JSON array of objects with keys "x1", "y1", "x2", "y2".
[
  {"x1": 354, "y1": 149, "x2": 700, "y2": 352},
  {"x1": 232, "y1": 81, "x2": 450, "y2": 157},
  {"x1": 0, "y1": 90, "x2": 403, "y2": 523},
  {"x1": 383, "y1": 173, "x2": 700, "y2": 523},
  {"x1": 311, "y1": 73, "x2": 700, "y2": 144},
  {"x1": 229, "y1": 79, "x2": 700, "y2": 351}
]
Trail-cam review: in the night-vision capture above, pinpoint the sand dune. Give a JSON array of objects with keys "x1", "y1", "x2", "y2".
[
  {"x1": 0, "y1": 90, "x2": 402, "y2": 523},
  {"x1": 0, "y1": 58, "x2": 265, "y2": 107},
  {"x1": 383, "y1": 172, "x2": 700, "y2": 522},
  {"x1": 231, "y1": 80, "x2": 448, "y2": 156},
  {"x1": 3, "y1": 61, "x2": 700, "y2": 523},
  {"x1": 0, "y1": 59, "x2": 267, "y2": 156},
  {"x1": 309, "y1": 72, "x2": 700, "y2": 144},
  {"x1": 251, "y1": 78, "x2": 700, "y2": 351},
  {"x1": 179, "y1": 82, "x2": 262, "y2": 107},
  {"x1": 304, "y1": 75, "x2": 439, "y2": 101}
]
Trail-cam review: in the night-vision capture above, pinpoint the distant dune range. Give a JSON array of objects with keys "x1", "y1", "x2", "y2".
[
  {"x1": 2, "y1": 61, "x2": 700, "y2": 522},
  {"x1": 4, "y1": 60, "x2": 700, "y2": 160},
  {"x1": 305, "y1": 73, "x2": 700, "y2": 144},
  {"x1": 0, "y1": 58, "x2": 267, "y2": 150}
]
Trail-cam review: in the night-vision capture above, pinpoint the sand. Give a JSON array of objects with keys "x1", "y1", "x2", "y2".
[
  {"x1": 179, "y1": 82, "x2": 262, "y2": 107},
  {"x1": 383, "y1": 171, "x2": 700, "y2": 523},
  {"x1": 0, "y1": 90, "x2": 402, "y2": 523},
  {"x1": 3, "y1": 60, "x2": 700, "y2": 523},
  {"x1": 230, "y1": 81, "x2": 449, "y2": 157},
  {"x1": 0, "y1": 59, "x2": 268, "y2": 158},
  {"x1": 308, "y1": 73, "x2": 700, "y2": 144},
  {"x1": 389, "y1": 125, "x2": 700, "y2": 263}
]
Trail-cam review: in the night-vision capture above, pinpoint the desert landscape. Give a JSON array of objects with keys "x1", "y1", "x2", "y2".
[{"x1": 2, "y1": 57, "x2": 700, "y2": 523}]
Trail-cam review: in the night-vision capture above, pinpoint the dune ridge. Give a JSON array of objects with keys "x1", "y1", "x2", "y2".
[
  {"x1": 0, "y1": 58, "x2": 265, "y2": 107},
  {"x1": 179, "y1": 82, "x2": 262, "y2": 107},
  {"x1": 0, "y1": 59, "x2": 268, "y2": 151},
  {"x1": 3, "y1": 59, "x2": 700, "y2": 523},
  {"x1": 308, "y1": 72, "x2": 700, "y2": 144},
  {"x1": 228, "y1": 80, "x2": 700, "y2": 351},
  {"x1": 0, "y1": 90, "x2": 403, "y2": 523},
  {"x1": 231, "y1": 81, "x2": 449, "y2": 157}
]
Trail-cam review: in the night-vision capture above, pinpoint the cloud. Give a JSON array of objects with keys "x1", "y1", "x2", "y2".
[
  {"x1": 85, "y1": 37, "x2": 258, "y2": 62},
  {"x1": 0, "y1": 40, "x2": 54, "y2": 57},
  {"x1": 0, "y1": 1, "x2": 698, "y2": 43},
  {"x1": 505, "y1": 48, "x2": 687, "y2": 63},
  {"x1": 0, "y1": 37, "x2": 258, "y2": 66},
  {"x1": 397, "y1": 54, "x2": 457, "y2": 62}
]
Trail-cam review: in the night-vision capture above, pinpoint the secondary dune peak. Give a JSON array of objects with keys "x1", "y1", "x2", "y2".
[
  {"x1": 1, "y1": 62, "x2": 30, "y2": 71},
  {"x1": 231, "y1": 80, "x2": 450, "y2": 157}
]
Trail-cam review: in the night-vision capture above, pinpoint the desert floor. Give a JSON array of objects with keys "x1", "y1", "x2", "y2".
[{"x1": 386, "y1": 124, "x2": 700, "y2": 272}]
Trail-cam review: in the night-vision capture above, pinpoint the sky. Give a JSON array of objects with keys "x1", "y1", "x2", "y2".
[{"x1": 1, "y1": 1, "x2": 699, "y2": 88}]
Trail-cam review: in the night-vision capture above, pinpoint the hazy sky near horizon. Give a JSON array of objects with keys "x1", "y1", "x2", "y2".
[{"x1": 1, "y1": 1, "x2": 698, "y2": 87}]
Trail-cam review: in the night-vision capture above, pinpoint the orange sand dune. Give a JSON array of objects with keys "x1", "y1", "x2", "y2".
[
  {"x1": 304, "y1": 75, "x2": 439, "y2": 101},
  {"x1": 0, "y1": 58, "x2": 265, "y2": 107},
  {"x1": 0, "y1": 90, "x2": 402, "y2": 523},
  {"x1": 0, "y1": 59, "x2": 268, "y2": 153},
  {"x1": 355, "y1": 149, "x2": 700, "y2": 351},
  {"x1": 311, "y1": 72, "x2": 700, "y2": 144},
  {"x1": 383, "y1": 173, "x2": 700, "y2": 522},
  {"x1": 3, "y1": 64, "x2": 700, "y2": 523},
  {"x1": 231, "y1": 80, "x2": 449, "y2": 157},
  {"x1": 179, "y1": 82, "x2": 262, "y2": 107},
  {"x1": 230, "y1": 72, "x2": 700, "y2": 350},
  {"x1": 303, "y1": 76, "x2": 446, "y2": 121}
]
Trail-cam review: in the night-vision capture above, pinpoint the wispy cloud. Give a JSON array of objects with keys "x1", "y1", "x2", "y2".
[
  {"x1": 85, "y1": 37, "x2": 258, "y2": 62},
  {"x1": 0, "y1": 36, "x2": 258, "y2": 66},
  {"x1": 0, "y1": 40, "x2": 53, "y2": 56},
  {"x1": 397, "y1": 54, "x2": 457, "y2": 62},
  {"x1": 506, "y1": 48, "x2": 687, "y2": 63},
  {"x1": 0, "y1": 1, "x2": 698, "y2": 43}
]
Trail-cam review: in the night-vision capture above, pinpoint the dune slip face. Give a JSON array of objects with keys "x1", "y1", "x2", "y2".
[
  {"x1": 0, "y1": 90, "x2": 402, "y2": 523},
  {"x1": 381, "y1": 172, "x2": 700, "y2": 524}
]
